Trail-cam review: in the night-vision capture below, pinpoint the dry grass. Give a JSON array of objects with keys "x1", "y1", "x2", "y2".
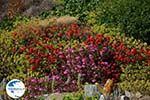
[{"x1": 13, "y1": 16, "x2": 78, "y2": 33}]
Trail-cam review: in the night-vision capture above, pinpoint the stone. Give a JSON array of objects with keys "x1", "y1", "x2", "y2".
[
  {"x1": 120, "y1": 95, "x2": 130, "y2": 100},
  {"x1": 125, "y1": 91, "x2": 144, "y2": 100},
  {"x1": 84, "y1": 84, "x2": 100, "y2": 97},
  {"x1": 45, "y1": 93, "x2": 72, "y2": 100},
  {"x1": 23, "y1": 0, "x2": 33, "y2": 10},
  {"x1": 135, "y1": 92, "x2": 142, "y2": 99},
  {"x1": 23, "y1": 0, "x2": 55, "y2": 16},
  {"x1": 0, "y1": 78, "x2": 10, "y2": 100},
  {"x1": 99, "y1": 95, "x2": 111, "y2": 100},
  {"x1": 139, "y1": 96, "x2": 150, "y2": 100},
  {"x1": 99, "y1": 95, "x2": 105, "y2": 100},
  {"x1": 125, "y1": 91, "x2": 134, "y2": 98},
  {"x1": 0, "y1": 0, "x2": 8, "y2": 21},
  {"x1": 23, "y1": 6, "x2": 39, "y2": 16},
  {"x1": 38, "y1": 94, "x2": 49, "y2": 100},
  {"x1": 0, "y1": 0, "x2": 57, "y2": 18},
  {"x1": 0, "y1": 78, "x2": 6, "y2": 90},
  {"x1": 32, "y1": 0, "x2": 43, "y2": 6},
  {"x1": 39, "y1": 0, "x2": 54, "y2": 11}
]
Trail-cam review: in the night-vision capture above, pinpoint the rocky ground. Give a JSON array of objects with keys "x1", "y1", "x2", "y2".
[
  {"x1": 44, "y1": 93, "x2": 150, "y2": 100},
  {"x1": 0, "y1": 0, "x2": 57, "y2": 20}
]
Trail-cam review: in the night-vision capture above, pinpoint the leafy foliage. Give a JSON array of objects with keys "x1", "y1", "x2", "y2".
[
  {"x1": 9, "y1": 21, "x2": 149, "y2": 99},
  {"x1": 0, "y1": 31, "x2": 29, "y2": 81},
  {"x1": 39, "y1": 0, "x2": 101, "y2": 21},
  {"x1": 0, "y1": 16, "x2": 29, "y2": 32},
  {"x1": 42, "y1": 0, "x2": 150, "y2": 44},
  {"x1": 0, "y1": 0, "x2": 150, "y2": 97},
  {"x1": 120, "y1": 64, "x2": 150, "y2": 95},
  {"x1": 93, "y1": 0, "x2": 150, "y2": 43}
]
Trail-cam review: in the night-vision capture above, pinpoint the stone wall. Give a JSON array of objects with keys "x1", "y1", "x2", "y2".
[{"x1": 0, "y1": 0, "x2": 55, "y2": 19}]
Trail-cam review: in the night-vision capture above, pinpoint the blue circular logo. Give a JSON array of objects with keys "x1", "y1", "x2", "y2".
[{"x1": 6, "y1": 79, "x2": 26, "y2": 99}]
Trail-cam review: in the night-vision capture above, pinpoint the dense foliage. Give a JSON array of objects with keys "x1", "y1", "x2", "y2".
[
  {"x1": 120, "y1": 64, "x2": 150, "y2": 95},
  {"x1": 40, "y1": 0, "x2": 101, "y2": 21},
  {"x1": 4, "y1": 22, "x2": 148, "y2": 99},
  {"x1": 0, "y1": 0, "x2": 150, "y2": 99},
  {"x1": 1, "y1": 0, "x2": 150, "y2": 43},
  {"x1": 93, "y1": 0, "x2": 150, "y2": 43},
  {"x1": 0, "y1": 31, "x2": 29, "y2": 81},
  {"x1": 0, "y1": 16, "x2": 29, "y2": 32},
  {"x1": 41, "y1": 0, "x2": 150, "y2": 44}
]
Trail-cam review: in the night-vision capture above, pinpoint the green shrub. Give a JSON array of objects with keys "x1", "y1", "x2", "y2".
[
  {"x1": 0, "y1": 31, "x2": 29, "y2": 81},
  {"x1": 111, "y1": 34, "x2": 150, "y2": 50},
  {"x1": 63, "y1": 91, "x2": 84, "y2": 100},
  {"x1": 119, "y1": 64, "x2": 150, "y2": 95},
  {"x1": 39, "y1": 0, "x2": 101, "y2": 21},
  {"x1": 62, "y1": 91, "x2": 100, "y2": 100},
  {"x1": 93, "y1": 0, "x2": 150, "y2": 43},
  {"x1": 86, "y1": 11, "x2": 121, "y2": 36},
  {"x1": 0, "y1": 16, "x2": 29, "y2": 32},
  {"x1": 41, "y1": 0, "x2": 150, "y2": 44}
]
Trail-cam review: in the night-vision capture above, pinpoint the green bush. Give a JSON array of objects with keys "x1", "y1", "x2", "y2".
[
  {"x1": 93, "y1": 0, "x2": 150, "y2": 43},
  {"x1": 111, "y1": 34, "x2": 150, "y2": 50},
  {"x1": 119, "y1": 64, "x2": 150, "y2": 95},
  {"x1": 40, "y1": 0, "x2": 150, "y2": 44},
  {"x1": 39, "y1": 0, "x2": 101, "y2": 21},
  {"x1": 0, "y1": 16, "x2": 29, "y2": 32},
  {"x1": 0, "y1": 31, "x2": 29, "y2": 81}
]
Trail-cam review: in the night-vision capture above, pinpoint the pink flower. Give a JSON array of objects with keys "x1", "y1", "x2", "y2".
[
  {"x1": 52, "y1": 75, "x2": 60, "y2": 80},
  {"x1": 31, "y1": 78, "x2": 37, "y2": 83},
  {"x1": 92, "y1": 79, "x2": 96, "y2": 83},
  {"x1": 82, "y1": 58, "x2": 87, "y2": 64},
  {"x1": 64, "y1": 70, "x2": 68, "y2": 75}
]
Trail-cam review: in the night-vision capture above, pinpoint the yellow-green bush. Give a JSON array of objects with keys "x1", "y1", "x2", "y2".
[
  {"x1": 0, "y1": 31, "x2": 29, "y2": 81},
  {"x1": 111, "y1": 35, "x2": 150, "y2": 50},
  {"x1": 119, "y1": 64, "x2": 150, "y2": 95},
  {"x1": 0, "y1": 16, "x2": 29, "y2": 32}
]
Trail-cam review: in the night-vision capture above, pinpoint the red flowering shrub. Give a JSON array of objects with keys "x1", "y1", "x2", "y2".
[
  {"x1": 110, "y1": 36, "x2": 150, "y2": 65},
  {"x1": 12, "y1": 23, "x2": 90, "y2": 75}
]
